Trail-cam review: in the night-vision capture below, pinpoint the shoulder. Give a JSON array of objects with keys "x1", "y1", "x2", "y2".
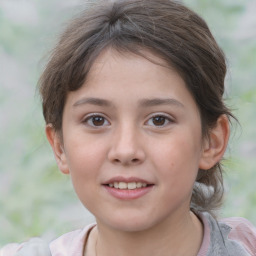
[
  {"x1": 0, "y1": 223, "x2": 96, "y2": 256},
  {"x1": 50, "y1": 223, "x2": 96, "y2": 256},
  {"x1": 198, "y1": 212, "x2": 256, "y2": 256},
  {"x1": 220, "y1": 216, "x2": 256, "y2": 255},
  {"x1": 0, "y1": 243, "x2": 24, "y2": 256}
]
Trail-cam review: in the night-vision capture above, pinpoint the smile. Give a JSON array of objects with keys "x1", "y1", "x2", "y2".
[
  {"x1": 103, "y1": 178, "x2": 154, "y2": 200},
  {"x1": 108, "y1": 182, "x2": 147, "y2": 190}
]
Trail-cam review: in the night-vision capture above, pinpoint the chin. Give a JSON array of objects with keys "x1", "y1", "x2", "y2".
[{"x1": 97, "y1": 213, "x2": 160, "y2": 233}]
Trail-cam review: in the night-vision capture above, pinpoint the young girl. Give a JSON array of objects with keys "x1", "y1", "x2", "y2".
[{"x1": 1, "y1": 0, "x2": 256, "y2": 255}]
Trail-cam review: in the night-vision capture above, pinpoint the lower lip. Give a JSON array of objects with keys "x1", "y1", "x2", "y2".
[{"x1": 104, "y1": 185, "x2": 153, "y2": 200}]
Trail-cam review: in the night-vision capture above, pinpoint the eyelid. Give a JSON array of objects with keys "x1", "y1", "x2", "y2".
[
  {"x1": 145, "y1": 113, "x2": 175, "y2": 127},
  {"x1": 82, "y1": 113, "x2": 111, "y2": 127}
]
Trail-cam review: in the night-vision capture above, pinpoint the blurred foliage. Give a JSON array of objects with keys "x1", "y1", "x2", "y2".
[{"x1": 0, "y1": 0, "x2": 255, "y2": 247}]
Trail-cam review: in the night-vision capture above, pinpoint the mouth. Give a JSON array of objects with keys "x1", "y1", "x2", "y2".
[
  {"x1": 103, "y1": 177, "x2": 154, "y2": 199},
  {"x1": 103, "y1": 179, "x2": 154, "y2": 200},
  {"x1": 106, "y1": 181, "x2": 150, "y2": 190}
]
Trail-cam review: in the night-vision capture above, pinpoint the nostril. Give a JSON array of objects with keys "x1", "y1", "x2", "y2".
[
  {"x1": 112, "y1": 158, "x2": 139, "y2": 165},
  {"x1": 114, "y1": 159, "x2": 121, "y2": 163}
]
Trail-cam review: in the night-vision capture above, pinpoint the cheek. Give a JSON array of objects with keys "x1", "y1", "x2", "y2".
[
  {"x1": 65, "y1": 145, "x2": 105, "y2": 207},
  {"x1": 64, "y1": 139, "x2": 107, "y2": 186},
  {"x1": 151, "y1": 131, "x2": 202, "y2": 178},
  {"x1": 65, "y1": 133, "x2": 107, "y2": 166}
]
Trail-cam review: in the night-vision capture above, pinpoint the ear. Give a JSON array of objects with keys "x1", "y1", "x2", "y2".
[
  {"x1": 199, "y1": 115, "x2": 230, "y2": 170},
  {"x1": 45, "y1": 124, "x2": 70, "y2": 175}
]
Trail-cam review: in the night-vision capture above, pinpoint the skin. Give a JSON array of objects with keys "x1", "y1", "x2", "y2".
[{"x1": 46, "y1": 49, "x2": 230, "y2": 256}]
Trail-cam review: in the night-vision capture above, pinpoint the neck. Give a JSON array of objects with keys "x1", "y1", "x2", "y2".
[{"x1": 93, "y1": 211, "x2": 203, "y2": 256}]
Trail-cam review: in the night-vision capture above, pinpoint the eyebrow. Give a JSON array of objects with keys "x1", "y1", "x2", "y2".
[
  {"x1": 73, "y1": 97, "x2": 184, "y2": 108},
  {"x1": 73, "y1": 97, "x2": 113, "y2": 107},
  {"x1": 139, "y1": 98, "x2": 185, "y2": 108}
]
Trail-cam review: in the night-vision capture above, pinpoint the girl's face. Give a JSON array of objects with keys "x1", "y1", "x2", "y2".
[{"x1": 50, "y1": 49, "x2": 211, "y2": 232}]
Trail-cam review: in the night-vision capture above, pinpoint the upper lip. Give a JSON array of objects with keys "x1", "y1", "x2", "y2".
[{"x1": 103, "y1": 176, "x2": 153, "y2": 185}]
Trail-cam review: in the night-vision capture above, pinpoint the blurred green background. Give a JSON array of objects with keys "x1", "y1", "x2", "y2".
[{"x1": 0, "y1": 0, "x2": 255, "y2": 247}]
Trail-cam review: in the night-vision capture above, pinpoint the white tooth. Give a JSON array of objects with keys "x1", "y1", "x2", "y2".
[
  {"x1": 142, "y1": 183, "x2": 147, "y2": 187},
  {"x1": 112, "y1": 181, "x2": 148, "y2": 189},
  {"x1": 136, "y1": 182, "x2": 142, "y2": 188},
  {"x1": 128, "y1": 182, "x2": 136, "y2": 190},
  {"x1": 119, "y1": 182, "x2": 128, "y2": 189}
]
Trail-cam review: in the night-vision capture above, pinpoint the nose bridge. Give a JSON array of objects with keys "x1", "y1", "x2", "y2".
[
  {"x1": 118, "y1": 122, "x2": 138, "y2": 150},
  {"x1": 108, "y1": 120, "x2": 145, "y2": 165}
]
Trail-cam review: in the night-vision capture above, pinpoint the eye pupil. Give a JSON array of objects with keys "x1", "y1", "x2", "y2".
[
  {"x1": 152, "y1": 116, "x2": 166, "y2": 126},
  {"x1": 92, "y1": 116, "x2": 105, "y2": 126}
]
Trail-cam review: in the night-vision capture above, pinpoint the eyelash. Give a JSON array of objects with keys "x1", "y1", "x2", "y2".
[
  {"x1": 145, "y1": 114, "x2": 174, "y2": 127},
  {"x1": 82, "y1": 114, "x2": 110, "y2": 128},
  {"x1": 82, "y1": 113, "x2": 174, "y2": 128}
]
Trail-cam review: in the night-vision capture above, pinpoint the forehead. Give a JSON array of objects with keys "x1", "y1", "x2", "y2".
[
  {"x1": 64, "y1": 48, "x2": 200, "y2": 116},
  {"x1": 84, "y1": 48, "x2": 184, "y2": 92}
]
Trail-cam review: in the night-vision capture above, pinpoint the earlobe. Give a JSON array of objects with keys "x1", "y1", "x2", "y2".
[
  {"x1": 199, "y1": 115, "x2": 230, "y2": 170},
  {"x1": 45, "y1": 124, "x2": 70, "y2": 175}
]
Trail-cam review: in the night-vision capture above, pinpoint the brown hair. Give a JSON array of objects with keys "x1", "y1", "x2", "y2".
[{"x1": 39, "y1": 0, "x2": 235, "y2": 216}]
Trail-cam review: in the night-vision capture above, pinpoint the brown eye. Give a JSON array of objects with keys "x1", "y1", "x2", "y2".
[
  {"x1": 146, "y1": 115, "x2": 173, "y2": 127},
  {"x1": 84, "y1": 115, "x2": 110, "y2": 127},
  {"x1": 92, "y1": 116, "x2": 105, "y2": 126},
  {"x1": 152, "y1": 116, "x2": 166, "y2": 126}
]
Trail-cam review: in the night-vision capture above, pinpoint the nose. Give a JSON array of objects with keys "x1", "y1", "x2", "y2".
[{"x1": 107, "y1": 124, "x2": 146, "y2": 166}]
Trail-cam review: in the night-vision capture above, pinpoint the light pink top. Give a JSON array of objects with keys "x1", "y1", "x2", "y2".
[{"x1": 1, "y1": 214, "x2": 256, "y2": 256}]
